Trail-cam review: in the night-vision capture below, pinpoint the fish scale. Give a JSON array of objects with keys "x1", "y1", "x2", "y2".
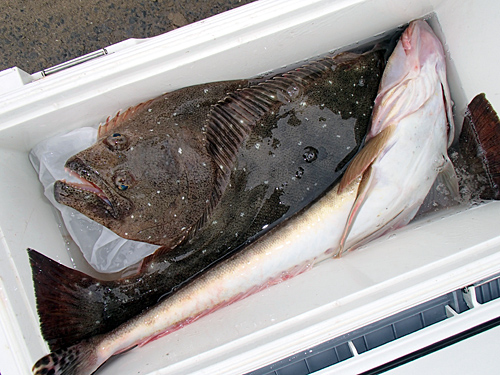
[
  {"x1": 34, "y1": 177, "x2": 361, "y2": 375},
  {"x1": 31, "y1": 20, "x2": 459, "y2": 375},
  {"x1": 32, "y1": 48, "x2": 387, "y2": 353}
]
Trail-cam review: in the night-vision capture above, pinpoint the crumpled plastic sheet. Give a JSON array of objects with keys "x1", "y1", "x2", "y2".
[{"x1": 29, "y1": 127, "x2": 159, "y2": 273}]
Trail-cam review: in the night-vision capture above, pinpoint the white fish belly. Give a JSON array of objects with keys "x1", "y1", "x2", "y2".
[{"x1": 346, "y1": 88, "x2": 448, "y2": 247}]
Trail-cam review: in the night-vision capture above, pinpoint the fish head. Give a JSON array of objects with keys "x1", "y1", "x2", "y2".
[
  {"x1": 54, "y1": 103, "x2": 216, "y2": 247},
  {"x1": 370, "y1": 20, "x2": 454, "y2": 145}
]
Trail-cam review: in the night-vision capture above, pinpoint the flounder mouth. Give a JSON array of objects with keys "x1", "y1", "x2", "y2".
[
  {"x1": 54, "y1": 157, "x2": 131, "y2": 220},
  {"x1": 63, "y1": 170, "x2": 112, "y2": 206}
]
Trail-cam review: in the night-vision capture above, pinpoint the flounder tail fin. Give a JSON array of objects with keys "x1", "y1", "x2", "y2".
[
  {"x1": 28, "y1": 249, "x2": 106, "y2": 351},
  {"x1": 458, "y1": 93, "x2": 500, "y2": 200},
  {"x1": 32, "y1": 340, "x2": 98, "y2": 375}
]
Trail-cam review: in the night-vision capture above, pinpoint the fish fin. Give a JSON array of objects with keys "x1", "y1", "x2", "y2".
[
  {"x1": 203, "y1": 57, "x2": 342, "y2": 227},
  {"x1": 138, "y1": 245, "x2": 172, "y2": 273},
  {"x1": 418, "y1": 159, "x2": 460, "y2": 215},
  {"x1": 338, "y1": 124, "x2": 396, "y2": 193},
  {"x1": 439, "y1": 73, "x2": 455, "y2": 147},
  {"x1": 439, "y1": 154, "x2": 460, "y2": 199},
  {"x1": 28, "y1": 249, "x2": 108, "y2": 351},
  {"x1": 459, "y1": 93, "x2": 500, "y2": 200},
  {"x1": 335, "y1": 125, "x2": 398, "y2": 254},
  {"x1": 333, "y1": 167, "x2": 372, "y2": 258},
  {"x1": 348, "y1": 202, "x2": 420, "y2": 254},
  {"x1": 97, "y1": 98, "x2": 157, "y2": 138},
  {"x1": 32, "y1": 340, "x2": 98, "y2": 375},
  {"x1": 335, "y1": 167, "x2": 373, "y2": 257}
]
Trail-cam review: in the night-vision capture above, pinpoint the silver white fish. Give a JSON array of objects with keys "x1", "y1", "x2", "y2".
[
  {"x1": 335, "y1": 19, "x2": 458, "y2": 253},
  {"x1": 32, "y1": 19, "x2": 457, "y2": 375}
]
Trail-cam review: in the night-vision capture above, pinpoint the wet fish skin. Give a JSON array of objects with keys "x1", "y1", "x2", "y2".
[
  {"x1": 54, "y1": 80, "x2": 251, "y2": 248},
  {"x1": 335, "y1": 19, "x2": 457, "y2": 252},
  {"x1": 53, "y1": 49, "x2": 383, "y2": 249},
  {"x1": 33, "y1": 50, "x2": 386, "y2": 351},
  {"x1": 32, "y1": 170, "x2": 363, "y2": 375},
  {"x1": 32, "y1": 20, "x2": 456, "y2": 374}
]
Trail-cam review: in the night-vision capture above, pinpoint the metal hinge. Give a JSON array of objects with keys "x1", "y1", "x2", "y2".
[
  {"x1": 35, "y1": 48, "x2": 109, "y2": 78},
  {"x1": 30, "y1": 38, "x2": 146, "y2": 81}
]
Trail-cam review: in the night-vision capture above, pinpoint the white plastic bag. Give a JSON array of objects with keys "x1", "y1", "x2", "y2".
[{"x1": 29, "y1": 127, "x2": 159, "y2": 273}]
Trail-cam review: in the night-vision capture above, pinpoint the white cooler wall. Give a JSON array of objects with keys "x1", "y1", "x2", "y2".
[{"x1": 0, "y1": 0, "x2": 499, "y2": 374}]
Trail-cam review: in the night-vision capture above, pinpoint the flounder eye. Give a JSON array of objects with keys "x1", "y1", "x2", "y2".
[
  {"x1": 114, "y1": 170, "x2": 134, "y2": 191},
  {"x1": 105, "y1": 133, "x2": 128, "y2": 151}
]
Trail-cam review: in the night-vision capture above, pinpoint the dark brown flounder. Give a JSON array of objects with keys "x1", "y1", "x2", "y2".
[
  {"x1": 54, "y1": 80, "x2": 251, "y2": 248},
  {"x1": 54, "y1": 51, "x2": 385, "y2": 249},
  {"x1": 35, "y1": 48, "x2": 387, "y2": 350}
]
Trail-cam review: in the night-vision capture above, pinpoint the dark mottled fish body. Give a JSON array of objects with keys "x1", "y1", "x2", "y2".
[
  {"x1": 32, "y1": 49, "x2": 386, "y2": 351},
  {"x1": 54, "y1": 80, "x2": 251, "y2": 248},
  {"x1": 31, "y1": 20, "x2": 469, "y2": 375}
]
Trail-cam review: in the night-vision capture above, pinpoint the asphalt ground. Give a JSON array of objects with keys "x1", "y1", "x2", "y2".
[{"x1": 0, "y1": 0, "x2": 255, "y2": 74}]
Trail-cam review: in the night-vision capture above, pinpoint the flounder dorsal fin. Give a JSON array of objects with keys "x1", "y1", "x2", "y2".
[
  {"x1": 97, "y1": 98, "x2": 157, "y2": 138},
  {"x1": 338, "y1": 124, "x2": 396, "y2": 193},
  {"x1": 202, "y1": 56, "x2": 345, "y2": 226}
]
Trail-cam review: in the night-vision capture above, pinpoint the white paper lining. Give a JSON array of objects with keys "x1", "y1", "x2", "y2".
[{"x1": 29, "y1": 127, "x2": 159, "y2": 273}]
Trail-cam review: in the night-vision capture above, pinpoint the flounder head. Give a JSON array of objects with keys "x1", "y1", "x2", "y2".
[{"x1": 54, "y1": 96, "x2": 216, "y2": 247}]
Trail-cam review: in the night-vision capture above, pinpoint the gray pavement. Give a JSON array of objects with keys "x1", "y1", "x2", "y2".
[{"x1": 0, "y1": 0, "x2": 255, "y2": 74}]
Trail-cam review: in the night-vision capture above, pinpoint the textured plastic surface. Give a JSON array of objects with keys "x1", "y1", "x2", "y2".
[
  {"x1": 247, "y1": 287, "x2": 475, "y2": 374},
  {"x1": 0, "y1": 67, "x2": 33, "y2": 95},
  {"x1": 475, "y1": 276, "x2": 500, "y2": 304},
  {"x1": 1, "y1": 0, "x2": 500, "y2": 375},
  {"x1": 385, "y1": 322, "x2": 500, "y2": 374}
]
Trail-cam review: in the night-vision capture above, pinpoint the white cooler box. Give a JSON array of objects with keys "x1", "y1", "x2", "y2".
[{"x1": 1, "y1": 0, "x2": 500, "y2": 374}]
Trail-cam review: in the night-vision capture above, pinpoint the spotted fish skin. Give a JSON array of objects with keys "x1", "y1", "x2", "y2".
[
  {"x1": 54, "y1": 80, "x2": 249, "y2": 249},
  {"x1": 54, "y1": 51, "x2": 384, "y2": 248},
  {"x1": 32, "y1": 174, "x2": 362, "y2": 375},
  {"x1": 32, "y1": 344, "x2": 96, "y2": 375},
  {"x1": 32, "y1": 49, "x2": 387, "y2": 352},
  {"x1": 31, "y1": 20, "x2": 459, "y2": 374}
]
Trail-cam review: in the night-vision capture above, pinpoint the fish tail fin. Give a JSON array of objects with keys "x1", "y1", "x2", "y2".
[
  {"x1": 458, "y1": 93, "x2": 500, "y2": 200},
  {"x1": 32, "y1": 340, "x2": 99, "y2": 375},
  {"x1": 28, "y1": 248, "x2": 107, "y2": 351}
]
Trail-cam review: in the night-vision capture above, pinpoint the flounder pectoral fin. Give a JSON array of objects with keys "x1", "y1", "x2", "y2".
[
  {"x1": 204, "y1": 57, "x2": 339, "y2": 221},
  {"x1": 205, "y1": 90, "x2": 273, "y2": 224}
]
